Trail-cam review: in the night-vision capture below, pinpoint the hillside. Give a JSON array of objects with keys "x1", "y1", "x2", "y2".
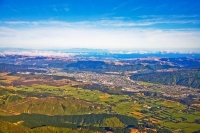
[
  {"x1": 130, "y1": 69, "x2": 200, "y2": 88},
  {"x1": 65, "y1": 60, "x2": 175, "y2": 72}
]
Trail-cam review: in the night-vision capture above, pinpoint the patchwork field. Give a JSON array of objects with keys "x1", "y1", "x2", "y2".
[{"x1": 0, "y1": 73, "x2": 200, "y2": 132}]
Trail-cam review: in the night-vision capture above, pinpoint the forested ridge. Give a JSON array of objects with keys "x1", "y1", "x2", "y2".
[{"x1": 131, "y1": 69, "x2": 200, "y2": 88}]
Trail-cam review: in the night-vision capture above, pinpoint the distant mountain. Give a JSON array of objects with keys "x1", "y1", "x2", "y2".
[
  {"x1": 65, "y1": 60, "x2": 176, "y2": 72},
  {"x1": 57, "y1": 48, "x2": 109, "y2": 53}
]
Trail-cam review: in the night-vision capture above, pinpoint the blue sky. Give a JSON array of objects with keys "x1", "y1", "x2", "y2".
[{"x1": 0, "y1": 0, "x2": 200, "y2": 50}]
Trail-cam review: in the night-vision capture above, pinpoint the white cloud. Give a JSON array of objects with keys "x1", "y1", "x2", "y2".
[
  {"x1": 2, "y1": 18, "x2": 200, "y2": 28},
  {"x1": 0, "y1": 25, "x2": 199, "y2": 50},
  {"x1": 139, "y1": 15, "x2": 199, "y2": 19}
]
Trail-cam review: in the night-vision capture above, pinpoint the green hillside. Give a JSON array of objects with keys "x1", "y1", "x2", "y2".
[
  {"x1": 0, "y1": 120, "x2": 101, "y2": 133},
  {"x1": 0, "y1": 113, "x2": 138, "y2": 130},
  {"x1": 131, "y1": 69, "x2": 200, "y2": 88}
]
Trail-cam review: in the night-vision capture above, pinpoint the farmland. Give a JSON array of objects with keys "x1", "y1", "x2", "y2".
[
  {"x1": 0, "y1": 54, "x2": 200, "y2": 132},
  {"x1": 0, "y1": 71, "x2": 200, "y2": 132}
]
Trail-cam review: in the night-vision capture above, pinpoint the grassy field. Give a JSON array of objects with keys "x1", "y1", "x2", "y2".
[
  {"x1": 163, "y1": 122, "x2": 200, "y2": 133},
  {"x1": 0, "y1": 73, "x2": 200, "y2": 132}
]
